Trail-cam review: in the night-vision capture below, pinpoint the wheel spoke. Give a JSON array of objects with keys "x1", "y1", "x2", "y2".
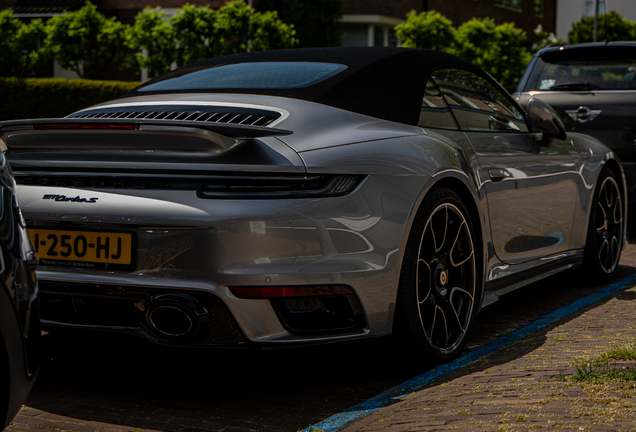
[
  {"x1": 598, "y1": 238, "x2": 609, "y2": 265},
  {"x1": 450, "y1": 287, "x2": 473, "y2": 332},
  {"x1": 431, "y1": 206, "x2": 448, "y2": 254},
  {"x1": 614, "y1": 201, "x2": 623, "y2": 225},
  {"x1": 428, "y1": 305, "x2": 449, "y2": 350},
  {"x1": 604, "y1": 182, "x2": 614, "y2": 208},
  {"x1": 450, "y1": 220, "x2": 474, "y2": 268},
  {"x1": 417, "y1": 259, "x2": 432, "y2": 304},
  {"x1": 596, "y1": 202, "x2": 607, "y2": 231}
]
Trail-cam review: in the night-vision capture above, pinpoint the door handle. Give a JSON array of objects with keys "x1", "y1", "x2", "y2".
[{"x1": 489, "y1": 168, "x2": 511, "y2": 182}]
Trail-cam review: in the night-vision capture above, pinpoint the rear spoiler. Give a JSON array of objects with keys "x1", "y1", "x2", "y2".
[{"x1": 0, "y1": 118, "x2": 293, "y2": 140}]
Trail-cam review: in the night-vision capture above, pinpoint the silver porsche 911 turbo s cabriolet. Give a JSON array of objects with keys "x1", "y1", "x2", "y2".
[{"x1": 0, "y1": 47, "x2": 626, "y2": 362}]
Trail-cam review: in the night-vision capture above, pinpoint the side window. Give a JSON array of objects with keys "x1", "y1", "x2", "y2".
[
  {"x1": 418, "y1": 79, "x2": 459, "y2": 130},
  {"x1": 432, "y1": 69, "x2": 529, "y2": 133}
]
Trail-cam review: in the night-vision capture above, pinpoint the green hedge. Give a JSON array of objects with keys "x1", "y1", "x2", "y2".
[{"x1": 0, "y1": 77, "x2": 141, "y2": 121}]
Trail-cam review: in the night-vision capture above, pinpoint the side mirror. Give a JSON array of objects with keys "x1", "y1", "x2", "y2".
[{"x1": 526, "y1": 98, "x2": 567, "y2": 141}]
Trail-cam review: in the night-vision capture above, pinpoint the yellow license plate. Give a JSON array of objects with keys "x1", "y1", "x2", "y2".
[{"x1": 28, "y1": 229, "x2": 133, "y2": 267}]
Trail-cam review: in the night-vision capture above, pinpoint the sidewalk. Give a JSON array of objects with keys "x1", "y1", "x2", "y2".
[{"x1": 342, "y1": 280, "x2": 636, "y2": 431}]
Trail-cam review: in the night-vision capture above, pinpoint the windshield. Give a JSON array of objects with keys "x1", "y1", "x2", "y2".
[
  {"x1": 138, "y1": 62, "x2": 347, "y2": 92},
  {"x1": 526, "y1": 49, "x2": 636, "y2": 91}
]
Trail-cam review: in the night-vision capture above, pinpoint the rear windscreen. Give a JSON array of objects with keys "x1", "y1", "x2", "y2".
[
  {"x1": 138, "y1": 62, "x2": 347, "y2": 92},
  {"x1": 526, "y1": 49, "x2": 636, "y2": 91}
]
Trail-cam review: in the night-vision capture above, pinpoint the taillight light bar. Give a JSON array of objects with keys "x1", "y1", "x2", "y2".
[
  {"x1": 229, "y1": 285, "x2": 354, "y2": 299},
  {"x1": 33, "y1": 125, "x2": 140, "y2": 130}
]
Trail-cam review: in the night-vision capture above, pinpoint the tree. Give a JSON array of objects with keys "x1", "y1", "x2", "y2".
[
  {"x1": 0, "y1": 10, "x2": 23, "y2": 76},
  {"x1": 0, "y1": 10, "x2": 48, "y2": 77},
  {"x1": 44, "y1": 2, "x2": 130, "y2": 79},
  {"x1": 395, "y1": 10, "x2": 456, "y2": 51},
  {"x1": 170, "y1": 4, "x2": 219, "y2": 67},
  {"x1": 454, "y1": 18, "x2": 531, "y2": 91},
  {"x1": 531, "y1": 23, "x2": 561, "y2": 52},
  {"x1": 257, "y1": 0, "x2": 342, "y2": 47},
  {"x1": 170, "y1": 1, "x2": 297, "y2": 67},
  {"x1": 127, "y1": 7, "x2": 175, "y2": 77},
  {"x1": 568, "y1": 11, "x2": 635, "y2": 44}
]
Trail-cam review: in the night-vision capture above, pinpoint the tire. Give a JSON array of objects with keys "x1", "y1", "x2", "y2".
[
  {"x1": 583, "y1": 168, "x2": 624, "y2": 281},
  {"x1": 394, "y1": 187, "x2": 479, "y2": 363}
]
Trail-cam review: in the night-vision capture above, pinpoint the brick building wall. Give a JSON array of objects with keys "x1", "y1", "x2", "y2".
[
  {"x1": 343, "y1": 0, "x2": 424, "y2": 18},
  {"x1": 100, "y1": 0, "x2": 236, "y2": 23},
  {"x1": 428, "y1": 0, "x2": 557, "y2": 41}
]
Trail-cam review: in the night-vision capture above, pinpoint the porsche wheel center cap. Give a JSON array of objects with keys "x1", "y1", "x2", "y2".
[{"x1": 434, "y1": 264, "x2": 449, "y2": 289}]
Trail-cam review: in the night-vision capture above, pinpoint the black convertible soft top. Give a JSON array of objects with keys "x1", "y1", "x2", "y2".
[{"x1": 124, "y1": 47, "x2": 488, "y2": 125}]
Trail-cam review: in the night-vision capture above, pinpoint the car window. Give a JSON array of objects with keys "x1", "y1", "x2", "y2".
[
  {"x1": 138, "y1": 62, "x2": 347, "y2": 92},
  {"x1": 527, "y1": 56, "x2": 636, "y2": 91},
  {"x1": 432, "y1": 69, "x2": 529, "y2": 133},
  {"x1": 418, "y1": 79, "x2": 459, "y2": 130},
  {"x1": 524, "y1": 47, "x2": 636, "y2": 91}
]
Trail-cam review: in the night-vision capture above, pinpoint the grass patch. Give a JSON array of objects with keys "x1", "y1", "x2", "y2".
[
  {"x1": 568, "y1": 341, "x2": 636, "y2": 383},
  {"x1": 571, "y1": 359, "x2": 636, "y2": 382},
  {"x1": 598, "y1": 343, "x2": 636, "y2": 361}
]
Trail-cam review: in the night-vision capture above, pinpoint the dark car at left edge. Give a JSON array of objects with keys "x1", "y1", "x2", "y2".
[{"x1": 0, "y1": 148, "x2": 40, "y2": 430}]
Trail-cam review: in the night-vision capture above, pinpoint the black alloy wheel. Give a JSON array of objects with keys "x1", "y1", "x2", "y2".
[
  {"x1": 395, "y1": 187, "x2": 478, "y2": 362},
  {"x1": 584, "y1": 168, "x2": 624, "y2": 280}
]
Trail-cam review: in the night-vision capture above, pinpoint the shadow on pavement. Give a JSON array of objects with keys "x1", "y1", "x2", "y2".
[{"x1": 23, "y1": 266, "x2": 636, "y2": 432}]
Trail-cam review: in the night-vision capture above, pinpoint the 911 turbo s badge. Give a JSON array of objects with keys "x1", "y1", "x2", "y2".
[
  {"x1": 565, "y1": 106, "x2": 602, "y2": 123},
  {"x1": 42, "y1": 194, "x2": 98, "y2": 203}
]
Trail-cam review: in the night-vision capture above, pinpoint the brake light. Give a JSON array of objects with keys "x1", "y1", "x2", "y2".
[
  {"x1": 229, "y1": 285, "x2": 354, "y2": 299},
  {"x1": 33, "y1": 125, "x2": 140, "y2": 130}
]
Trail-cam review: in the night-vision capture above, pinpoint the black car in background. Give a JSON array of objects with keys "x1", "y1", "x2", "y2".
[
  {"x1": 0, "y1": 150, "x2": 40, "y2": 430},
  {"x1": 514, "y1": 42, "x2": 636, "y2": 215}
]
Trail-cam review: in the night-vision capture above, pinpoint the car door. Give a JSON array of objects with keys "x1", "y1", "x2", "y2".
[{"x1": 432, "y1": 68, "x2": 580, "y2": 265}]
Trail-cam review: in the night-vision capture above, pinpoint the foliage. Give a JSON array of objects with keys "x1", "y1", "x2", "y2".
[
  {"x1": 43, "y1": 2, "x2": 130, "y2": 79},
  {"x1": 127, "y1": 7, "x2": 175, "y2": 77},
  {"x1": 568, "y1": 11, "x2": 636, "y2": 44},
  {"x1": 0, "y1": 10, "x2": 48, "y2": 77},
  {"x1": 571, "y1": 359, "x2": 636, "y2": 382},
  {"x1": 0, "y1": 77, "x2": 140, "y2": 121},
  {"x1": 170, "y1": 1, "x2": 297, "y2": 66},
  {"x1": 170, "y1": 4, "x2": 219, "y2": 67},
  {"x1": 395, "y1": 10, "x2": 456, "y2": 51},
  {"x1": 454, "y1": 18, "x2": 532, "y2": 91},
  {"x1": 257, "y1": 0, "x2": 343, "y2": 47},
  {"x1": 531, "y1": 24, "x2": 561, "y2": 52},
  {"x1": 395, "y1": 11, "x2": 531, "y2": 90},
  {"x1": 0, "y1": 10, "x2": 22, "y2": 76},
  {"x1": 248, "y1": 9, "x2": 298, "y2": 52},
  {"x1": 128, "y1": 1, "x2": 297, "y2": 74}
]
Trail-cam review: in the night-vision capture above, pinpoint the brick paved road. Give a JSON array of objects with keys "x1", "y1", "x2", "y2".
[
  {"x1": 7, "y1": 247, "x2": 636, "y2": 432},
  {"x1": 343, "y1": 284, "x2": 636, "y2": 431}
]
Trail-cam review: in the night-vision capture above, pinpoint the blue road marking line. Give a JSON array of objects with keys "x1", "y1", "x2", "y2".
[{"x1": 303, "y1": 272, "x2": 636, "y2": 432}]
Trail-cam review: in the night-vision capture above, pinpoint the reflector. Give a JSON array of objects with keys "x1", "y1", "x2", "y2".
[
  {"x1": 229, "y1": 285, "x2": 353, "y2": 299},
  {"x1": 33, "y1": 125, "x2": 140, "y2": 130}
]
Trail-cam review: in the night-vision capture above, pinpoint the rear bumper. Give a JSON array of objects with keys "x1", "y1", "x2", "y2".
[{"x1": 23, "y1": 173, "x2": 429, "y2": 347}]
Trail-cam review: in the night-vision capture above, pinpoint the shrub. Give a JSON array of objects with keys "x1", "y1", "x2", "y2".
[
  {"x1": 128, "y1": 1, "x2": 298, "y2": 74},
  {"x1": 454, "y1": 18, "x2": 532, "y2": 91},
  {"x1": 395, "y1": 10, "x2": 456, "y2": 51},
  {"x1": 568, "y1": 11, "x2": 635, "y2": 44},
  {"x1": 44, "y1": 2, "x2": 130, "y2": 80},
  {"x1": 0, "y1": 10, "x2": 48, "y2": 77},
  {"x1": 0, "y1": 77, "x2": 140, "y2": 121}
]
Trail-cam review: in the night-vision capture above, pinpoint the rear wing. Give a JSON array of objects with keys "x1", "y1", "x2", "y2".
[
  {"x1": 1, "y1": 118, "x2": 292, "y2": 140},
  {"x1": 0, "y1": 118, "x2": 303, "y2": 173}
]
